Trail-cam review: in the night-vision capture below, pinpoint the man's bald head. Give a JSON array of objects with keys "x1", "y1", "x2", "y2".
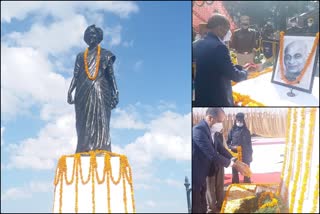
[{"x1": 284, "y1": 41, "x2": 307, "y2": 75}]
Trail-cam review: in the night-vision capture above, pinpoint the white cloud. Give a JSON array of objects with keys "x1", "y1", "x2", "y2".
[
  {"x1": 5, "y1": 105, "x2": 191, "y2": 177},
  {"x1": 105, "y1": 25, "x2": 122, "y2": 46},
  {"x1": 1, "y1": 181, "x2": 51, "y2": 201},
  {"x1": 120, "y1": 110, "x2": 191, "y2": 186},
  {"x1": 111, "y1": 108, "x2": 146, "y2": 130},
  {"x1": 1, "y1": 1, "x2": 139, "y2": 23},
  {"x1": 133, "y1": 60, "x2": 143, "y2": 71},
  {"x1": 1, "y1": 187, "x2": 32, "y2": 201},
  {"x1": 4, "y1": 14, "x2": 88, "y2": 55},
  {"x1": 6, "y1": 114, "x2": 76, "y2": 170},
  {"x1": 1, "y1": 127, "x2": 5, "y2": 145},
  {"x1": 1, "y1": 44, "x2": 70, "y2": 120}
]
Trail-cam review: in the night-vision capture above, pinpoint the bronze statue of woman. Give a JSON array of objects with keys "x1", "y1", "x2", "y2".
[{"x1": 67, "y1": 25, "x2": 119, "y2": 153}]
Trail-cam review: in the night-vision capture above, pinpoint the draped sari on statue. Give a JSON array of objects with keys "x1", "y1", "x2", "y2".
[{"x1": 73, "y1": 46, "x2": 116, "y2": 153}]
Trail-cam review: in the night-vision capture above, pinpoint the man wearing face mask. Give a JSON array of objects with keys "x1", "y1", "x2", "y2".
[
  {"x1": 192, "y1": 108, "x2": 248, "y2": 213},
  {"x1": 231, "y1": 15, "x2": 258, "y2": 66},
  {"x1": 227, "y1": 112, "x2": 253, "y2": 184},
  {"x1": 193, "y1": 14, "x2": 248, "y2": 107}
]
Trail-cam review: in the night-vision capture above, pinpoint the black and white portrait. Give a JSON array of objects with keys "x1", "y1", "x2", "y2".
[{"x1": 272, "y1": 35, "x2": 318, "y2": 93}]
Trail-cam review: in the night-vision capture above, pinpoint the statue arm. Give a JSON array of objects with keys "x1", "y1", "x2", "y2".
[
  {"x1": 67, "y1": 54, "x2": 81, "y2": 104},
  {"x1": 107, "y1": 53, "x2": 119, "y2": 108}
]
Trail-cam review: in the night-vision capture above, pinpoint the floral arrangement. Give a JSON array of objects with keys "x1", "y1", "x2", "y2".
[
  {"x1": 53, "y1": 150, "x2": 135, "y2": 213},
  {"x1": 233, "y1": 191, "x2": 288, "y2": 213}
]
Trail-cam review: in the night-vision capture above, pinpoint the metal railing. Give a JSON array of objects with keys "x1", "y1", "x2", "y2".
[{"x1": 184, "y1": 176, "x2": 192, "y2": 213}]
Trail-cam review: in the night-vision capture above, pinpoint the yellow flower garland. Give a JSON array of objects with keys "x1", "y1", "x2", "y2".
[
  {"x1": 297, "y1": 108, "x2": 317, "y2": 213},
  {"x1": 232, "y1": 92, "x2": 265, "y2": 106},
  {"x1": 75, "y1": 154, "x2": 79, "y2": 213},
  {"x1": 91, "y1": 152, "x2": 96, "y2": 213},
  {"x1": 227, "y1": 146, "x2": 242, "y2": 162},
  {"x1": 289, "y1": 108, "x2": 305, "y2": 213},
  {"x1": 277, "y1": 108, "x2": 292, "y2": 196},
  {"x1": 258, "y1": 191, "x2": 274, "y2": 208},
  {"x1": 284, "y1": 108, "x2": 297, "y2": 202},
  {"x1": 84, "y1": 45, "x2": 101, "y2": 81},
  {"x1": 53, "y1": 150, "x2": 135, "y2": 213},
  {"x1": 260, "y1": 198, "x2": 278, "y2": 209},
  {"x1": 311, "y1": 164, "x2": 319, "y2": 213}
]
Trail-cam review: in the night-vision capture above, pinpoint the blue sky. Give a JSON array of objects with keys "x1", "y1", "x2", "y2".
[{"x1": 1, "y1": 1, "x2": 191, "y2": 213}]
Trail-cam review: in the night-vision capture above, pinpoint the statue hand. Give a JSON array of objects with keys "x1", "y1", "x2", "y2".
[
  {"x1": 111, "y1": 91, "x2": 119, "y2": 109},
  {"x1": 67, "y1": 92, "x2": 74, "y2": 105}
]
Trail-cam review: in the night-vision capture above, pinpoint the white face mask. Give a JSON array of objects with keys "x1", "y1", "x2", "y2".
[
  {"x1": 211, "y1": 122, "x2": 223, "y2": 133},
  {"x1": 236, "y1": 122, "x2": 244, "y2": 127},
  {"x1": 308, "y1": 22, "x2": 313, "y2": 27},
  {"x1": 223, "y1": 30, "x2": 232, "y2": 42}
]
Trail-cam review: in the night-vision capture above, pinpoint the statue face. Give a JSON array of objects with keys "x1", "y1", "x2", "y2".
[
  {"x1": 84, "y1": 25, "x2": 103, "y2": 47},
  {"x1": 284, "y1": 42, "x2": 307, "y2": 75},
  {"x1": 86, "y1": 28, "x2": 98, "y2": 47}
]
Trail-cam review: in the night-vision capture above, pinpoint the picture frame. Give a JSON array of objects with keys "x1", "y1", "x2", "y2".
[{"x1": 271, "y1": 33, "x2": 319, "y2": 94}]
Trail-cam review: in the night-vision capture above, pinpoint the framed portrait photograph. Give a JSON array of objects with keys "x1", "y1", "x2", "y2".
[{"x1": 271, "y1": 33, "x2": 319, "y2": 94}]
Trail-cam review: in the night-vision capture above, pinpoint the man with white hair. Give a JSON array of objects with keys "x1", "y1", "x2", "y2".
[{"x1": 283, "y1": 41, "x2": 308, "y2": 81}]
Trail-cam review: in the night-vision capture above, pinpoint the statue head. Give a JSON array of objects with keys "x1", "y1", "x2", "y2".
[
  {"x1": 84, "y1": 24, "x2": 103, "y2": 47},
  {"x1": 284, "y1": 41, "x2": 307, "y2": 80}
]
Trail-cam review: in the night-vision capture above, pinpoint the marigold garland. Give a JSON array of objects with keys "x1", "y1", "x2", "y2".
[
  {"x1": 260, "y1": 198, "x2": 278, "y2": 209},
  {"x1": 311, "y1": 164, "x2": 319, "y2": 213},
  {"x1": 232, "y1": 92, "x2": 265, "y2": 106},
  {"x1": 75, "y1": 154, "x2": 79, "y2": 213},
  {"x1": 84, "y1": 45, "x2": 101, "y2": 81},
  {"x1": 289, "y1": 108, "x2": 305, "y2": 213},
  {"x1": 227, "y1": 146, "x2": 242, "y2": 162},
  {"x1": 91, "y1": 152, "x2": 96, "y2": 213},
  {"x1": 297, "y1": 108, "x2": 317, "y2": 213},
  {"x1": 279, "y1": 32, "x2": 319, "y2": 85},
  {"x1": 258, "y1": 191, "x2": 275, "y2": 208},
  {"x1": 277, "y1": 108, "x2": 292, "y2": 196},
  {"x1": 53, "y1": 150, "x2": 135, "y2": 213},
  {"x1": 284, "y1": 108, "x2": 297, "y2": 203}
]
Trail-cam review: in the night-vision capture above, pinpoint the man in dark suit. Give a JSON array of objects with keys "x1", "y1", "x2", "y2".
[
  {"x1": 192, "y1": 108, "x2": 244, "y2": 213},
  {"x1": 193, "y1": 14, "x2": 248, "y2": 107}
]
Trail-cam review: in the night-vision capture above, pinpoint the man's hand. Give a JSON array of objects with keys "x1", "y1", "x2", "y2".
[
  {"x1": 67, "y1": 92, "x2": 74, "y2": 104},
  {"x1": 233, "y1": 160, "x2": 252, "y2": 177}
]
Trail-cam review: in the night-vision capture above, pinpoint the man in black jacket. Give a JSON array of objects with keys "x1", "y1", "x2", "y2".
[
  {"x1": 193, "y1": 14, "x2": 248, "y2": 107},
  {"x1": 192, "y1": 108, "x2": 246, "y2": 213},
  {"x1": 227, "y1": 112, "x2": 253, "y2": 183}
]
